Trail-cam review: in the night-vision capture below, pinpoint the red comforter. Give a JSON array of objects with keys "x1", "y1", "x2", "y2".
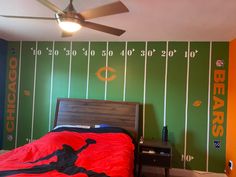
[{"x1": 0, "y1": 127, "x2": 135, "y2": 177}]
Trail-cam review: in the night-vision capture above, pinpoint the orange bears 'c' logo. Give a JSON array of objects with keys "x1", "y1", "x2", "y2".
[
  {"x1": 193, "y1": 100, "x2": 202, "y2": 107},
  {"x1": 96, "y1": 67, "x2": 116, "y2": 82}
]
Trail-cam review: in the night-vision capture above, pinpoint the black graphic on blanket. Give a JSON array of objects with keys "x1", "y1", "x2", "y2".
[{"x1": 0, "y1": 139, "x2": 109, "y2": 177}]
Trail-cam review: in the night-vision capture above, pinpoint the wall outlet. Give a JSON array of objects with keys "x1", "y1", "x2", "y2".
[{"x1": 229, "y1": 160, "x2": 233, "y2": 170}]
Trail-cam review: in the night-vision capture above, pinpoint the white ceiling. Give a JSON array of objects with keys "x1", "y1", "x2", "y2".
[{"x1": 1, "y1": 0, "x2": 236, "y2": 41}]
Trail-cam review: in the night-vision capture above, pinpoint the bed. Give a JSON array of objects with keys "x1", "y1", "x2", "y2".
[{"x1": 0, "y1": 98, "x2": 140, "y2": 177}]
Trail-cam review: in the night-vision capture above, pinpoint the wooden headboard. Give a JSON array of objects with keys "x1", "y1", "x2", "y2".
[{"x1": 54, "y1": 98, "x2": 140, "y2": 138}]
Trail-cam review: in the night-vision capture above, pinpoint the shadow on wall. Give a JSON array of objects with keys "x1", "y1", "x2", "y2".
[
  {"x1": 143, "y1": 103, "x2": 162, "y2": 140},
  {"x1": 169, "y1": 130, "x2": 184, "y2": 169}
]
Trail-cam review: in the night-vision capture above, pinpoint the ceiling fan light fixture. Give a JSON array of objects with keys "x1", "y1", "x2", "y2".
[
  {"x1": 58, "y1": 21, "x2": 81, "y2": 32},
  {"x1": 56, "y1": 13, "x2": 82, "y2": 33}
]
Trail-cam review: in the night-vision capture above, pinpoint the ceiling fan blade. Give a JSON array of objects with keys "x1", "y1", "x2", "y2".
[
  {"x1": 80, "y1": 1, "x2": 129, "y2": 20},
  {"x1": 61, "y1": 31, "x2": 73, "y2": 37},
  {"x1": 81, "y1": 21, "x2": 125, "y2": 36},
  {"x1": 37, "y1": 0, "x2": 64, "y2": 14},
  {"x1": 0, "y1": 15, "x2": 55, "y2": 20}
]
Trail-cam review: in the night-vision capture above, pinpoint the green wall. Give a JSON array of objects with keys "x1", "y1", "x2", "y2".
[{"x1": 3, "y1": 41, "x2": 228, "y2": 173}]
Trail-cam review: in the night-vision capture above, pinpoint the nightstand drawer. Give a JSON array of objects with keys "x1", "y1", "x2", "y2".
[{"x1": 140, "y1": 153, "x2": 171, "y2": 167}]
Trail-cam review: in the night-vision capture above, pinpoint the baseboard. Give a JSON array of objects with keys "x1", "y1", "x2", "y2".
[{"x1": 142, "y1": 165, "x2": 227, "y2": 177}]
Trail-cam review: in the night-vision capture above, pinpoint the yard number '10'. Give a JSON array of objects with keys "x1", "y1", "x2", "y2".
[
  {"x1": 184, "y1": 50, "x2": 198, "y2": 58},
  {"x1": 31, "y1": 48, "x2": 41, "y2": 56}
]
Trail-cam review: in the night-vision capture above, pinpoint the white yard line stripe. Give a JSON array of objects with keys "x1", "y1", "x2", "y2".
[
  {"x1": 142, "y1": 41, "x2": 148, "y2": 138},
  {"x1": 86, "y1": 42, "x2": 91, "y2": 99},
  {"x1": 206, "y1": 42, "x2": 212, "y2": 172},
  {"x1": 104, "y1": 42, "x2": 109, "y2": 100},
  {"x1": 48, "y1": 41, "x2": 55, "y2": 131},
  {"x1": 163, "y1": 41, "x2": 169, "y2": 126},
  {"x1": 68, "y1": 41, "x2": 72, "y2": 98},
  {"x1": 183, "y1": 41, "x2": 190, "y2": 169},
  {"x1": 123, "y1": 42, "x2": 128, "y2": 101},
  {"x1": 15, "y1": 41, "x2": 22, "y2": 148},
  {"x1": 30, "y1": 41, "x2": 38, "y2": 140}
]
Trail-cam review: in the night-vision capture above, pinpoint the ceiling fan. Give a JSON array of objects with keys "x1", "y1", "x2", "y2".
[{"x1": 0, "y1": 0, "x2": 129, "y2": 37}]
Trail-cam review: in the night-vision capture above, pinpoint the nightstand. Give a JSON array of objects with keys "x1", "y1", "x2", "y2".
[{"x1": 138, "y1": 139, "x2": 172, "y2": 177}]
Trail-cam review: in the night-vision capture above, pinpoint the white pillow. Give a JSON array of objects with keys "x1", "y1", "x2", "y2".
[{"x1": 53, "y1": 124, "x2": 91, "y2": 130}]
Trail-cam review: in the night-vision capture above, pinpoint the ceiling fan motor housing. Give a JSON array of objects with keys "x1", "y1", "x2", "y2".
[
  {"x1": 55, "y1": 12, "x2": 83, "y2": 25},
  {"x1": 55, "y1": 1, "x2": 84, "y2": 25}
]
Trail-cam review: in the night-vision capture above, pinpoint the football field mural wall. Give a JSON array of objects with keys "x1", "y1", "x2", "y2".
[
  {"x1": 0, "y1": 39, "x2": 7, "y2": 148},
  {"x1": 3, "y1": 41, "x2": 228, "y2": 173}
]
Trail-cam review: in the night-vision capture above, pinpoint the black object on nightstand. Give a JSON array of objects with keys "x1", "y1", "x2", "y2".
[{"x1": 138, "y1": 139, "x2": 172, "y2": 177}]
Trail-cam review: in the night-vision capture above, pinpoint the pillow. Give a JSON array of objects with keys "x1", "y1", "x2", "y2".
[
  {"x1": 94, "y1": 124, "x2": 110, "y2": 128},
  {"x1": 53, "y1": 124, "x2": 91, "y2": 130}
]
